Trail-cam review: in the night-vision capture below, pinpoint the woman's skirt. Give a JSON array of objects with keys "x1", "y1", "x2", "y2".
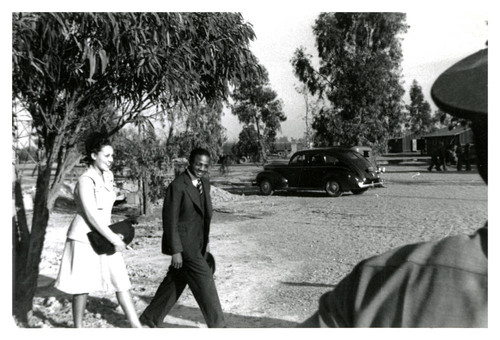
[{"x1": 54, "y1": 239, "x2": 131, "y2": 294}]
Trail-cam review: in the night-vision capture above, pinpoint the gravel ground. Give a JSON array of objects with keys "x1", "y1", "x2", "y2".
[{"x1": 21, "y1": 164, "x2": 487, "y2": 328}]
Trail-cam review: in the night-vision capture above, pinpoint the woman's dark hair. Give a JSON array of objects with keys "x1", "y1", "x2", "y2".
[{"x1": 83, "y1": 132, "x2": 112, "y2": 164}]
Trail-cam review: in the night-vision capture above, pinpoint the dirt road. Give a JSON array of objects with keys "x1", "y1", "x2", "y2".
[{"x1": 29, "y1": 165, "x2": 487, "y2": 328}]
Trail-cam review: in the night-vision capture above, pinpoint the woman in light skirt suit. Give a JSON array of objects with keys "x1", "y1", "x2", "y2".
[{"x1": 55, "y1": 132, "x2": 141, "y2": 327}]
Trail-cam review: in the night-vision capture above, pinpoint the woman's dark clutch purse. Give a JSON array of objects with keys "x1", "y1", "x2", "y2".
[{"x1": 87, "y1": 220, "x2": 135, "y2": 255}]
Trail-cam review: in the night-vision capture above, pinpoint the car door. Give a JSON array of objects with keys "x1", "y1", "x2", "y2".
[
  {"x1": 300, "y1": 152, "x2": 329, "y2": 188},
  {"x1": 284, "y1": 152, "x2": 306, "y2": 187}
]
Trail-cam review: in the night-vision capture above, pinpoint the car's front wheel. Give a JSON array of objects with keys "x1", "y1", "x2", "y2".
[
  {"x1": 260, "y1": 179, "x2": 274, "y2": 196},
  {"x1": 325, "y1": 179, "x2": 341, "y2": 197}
]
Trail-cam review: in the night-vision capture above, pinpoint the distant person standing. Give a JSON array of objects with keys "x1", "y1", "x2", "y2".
[
  {"x1": 428, "y1": 141, "x2": 445, "y2": 171},
  {"x1": 447, "y1": 144, "x2": 458, "y2": 166},
  {"x1": 299, "y1": 48, "x2": 488, "y2": 327},
  {"x1": 456, "y1": 143, "x2": 464, "y2": 171},
  {"x1": 438, "y1": 141, "x2": 447, "y2": 171},
  {"x1": 219, "y1": 154, "x2": 230, "y2": 175},
  {"x1": 464, "y1": 143, "x2": 472, "y2": 171},
  {"x1": 427, "y1": 146, "x2": 439, "y2": 171},
  {"x1": 140, "y1": 148, "x2": 225, "y2": 328}
]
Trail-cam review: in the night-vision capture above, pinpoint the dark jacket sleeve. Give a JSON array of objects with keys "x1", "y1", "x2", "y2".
[
  {"x1": 305, "y1": 261, "x2": 366, "y2": 327},
  {"x1": 297, "y1": 312, "x2": 320, "y2": 327},
  {"x1": 317, "y1": 272, "x2": 357, "y2": 327},
  {"x1": 162, "y1": 182, "x2": 183, "y2": 255}
]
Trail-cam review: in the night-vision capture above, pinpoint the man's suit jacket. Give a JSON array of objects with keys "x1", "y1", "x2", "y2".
[{"x1": 161, "y1": 171, "x2": 212, "y2": 257}]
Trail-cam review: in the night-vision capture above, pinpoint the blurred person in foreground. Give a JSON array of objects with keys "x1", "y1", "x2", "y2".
[{"x1": 299, "y1": 48, "x2": 488, "y2": 327}]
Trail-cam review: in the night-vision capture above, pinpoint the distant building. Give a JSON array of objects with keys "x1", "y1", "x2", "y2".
[
  {"x1": 387, "y1": 132, "x2": 425, "y2": 154},
  {"x1": 387, "y1": 126, "x2": 474, "y2": 155},
  {"x1": 422, "y1": 126, "x2": 474, "y2": 155}
]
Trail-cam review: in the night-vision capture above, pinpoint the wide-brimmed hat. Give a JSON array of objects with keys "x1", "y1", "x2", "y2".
[{"x1": 431, "y1": 48, "x2": 488, "y2": 119}]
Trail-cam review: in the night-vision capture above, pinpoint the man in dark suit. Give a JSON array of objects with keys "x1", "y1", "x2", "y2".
[{"x1": 140, "y1": 148, "x2": 225, "y2": 328}]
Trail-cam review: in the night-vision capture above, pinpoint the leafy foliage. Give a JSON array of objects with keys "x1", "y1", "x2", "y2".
[
  {"x1": 112, "y1": 102, "x2": 227, "y2": 210},
  {"x1": 13, "y1": 12, "x2": 261, "y2": 152},
  {"x1": 295, "y1": 84, "x2": 324, "y2": 147},
  {"x1": 168, "y1": 103, "x2": 227, "y2": 162},
  {"x1": 434, "y1": 108, "x2": 472, "y2": 131},
  {"x1": 405, "y1": 80, "x2": 435, "y2": 134},
  {"x1": 11, "y1": 12, "x2": 261, "y2": 321},
  {"x1": 112, "y1": 128, "x2": 170, "y2": 204},
  {"x1": 291, "y1": 13, "x2": 408, "y2": 152},
  {"x1": 231, "y1": 125, "x2": 261, "y2": 162},
  {"x1": 231, "y1": 67, "x2": 286, "y2": 162}
]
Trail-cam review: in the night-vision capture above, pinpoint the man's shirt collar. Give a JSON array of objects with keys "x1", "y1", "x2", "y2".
[{"x1": 187, "y1": 168, "x2": 200, "y2": 184}]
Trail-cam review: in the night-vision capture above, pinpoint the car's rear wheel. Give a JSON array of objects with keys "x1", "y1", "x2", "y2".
[
  {"x1": 325, "y1": 179, "x2": 341, "y2": 197},
  {"x1": 351, "y1": 188, "x2": 368, "y2": 195},
  {"x1": 260, "y1": 179, "x2": 274, "y2": 196}
]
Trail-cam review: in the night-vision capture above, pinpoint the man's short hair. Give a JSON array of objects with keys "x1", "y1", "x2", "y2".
[{"x1": 189, "y1": 148, "x2": 211, "y2": 164}]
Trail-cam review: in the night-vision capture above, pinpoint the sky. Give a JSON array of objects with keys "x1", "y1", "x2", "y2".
[{"x1": 222, "y1": 9, "x2": 489, "y2": 141}]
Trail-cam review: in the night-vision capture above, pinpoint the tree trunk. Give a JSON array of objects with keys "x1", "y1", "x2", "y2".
[
  {"x1": 13, "y1": 172, "x2": 30, "y2": 322},
  {"x1": 13, "y1": 127, "x2": 66, "y2": 323},
  {"x1": 14, "y1": 145, "x2": 82, "y2": 321},
  {"x1": 254, "y1": 118, "x2": 267, "y2": 164},
  {"x1": 137, "y1": 178, "x2": 144, "y2": 215},
  {"x1": 47, "y1": 148, "x2": 82, "y2": 211},
  {"x1": 142, "y1": 176, "x2": 149, "y2": 215},
  {"x1": 13, "y1": 163, "x2": 52, "y2": 322},
  {"x1": 165, "y1": 111, "x2": 175, "y2": 158},
  {"x1": 304, "y1": 92, "x2": 311, "y2": 148}
]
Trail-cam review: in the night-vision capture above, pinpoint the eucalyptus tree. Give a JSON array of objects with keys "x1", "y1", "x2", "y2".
[
  {"x1": 168, "y1": 102, "x2": 227, "y2": 161},
  {"x1": 232, "y1": 125, "x2": 261, "y2": 163},
  {"x1": 405, "y1": 80, "x2": 434, "y2": 134},
  {"x1": 291, "y1": 13, "x2": 408, "y2": 153},
  {"x1": 12, "y1": 12, "x2": 261, "y2": 322},
  {"x1": 112, "y1": 127, "x2": 169, "y2": 215},
  {"x1": 231, "y1": 67, "x2": 286, "y2": 163}
]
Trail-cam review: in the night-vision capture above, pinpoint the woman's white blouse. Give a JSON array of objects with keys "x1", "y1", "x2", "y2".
[{"x1": 67, "y1": 167, "x2": 116, "y2": 243}]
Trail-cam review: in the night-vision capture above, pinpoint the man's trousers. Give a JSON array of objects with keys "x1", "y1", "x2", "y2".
[{"x1": 141, "y1": 251, "x2": 225, "y2": 328}]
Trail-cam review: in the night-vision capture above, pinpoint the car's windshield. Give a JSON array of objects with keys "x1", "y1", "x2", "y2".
[
  {"x1": 344, "y1": 151, "x2": 365, "y2": 160},
  {"x1": 289, "y1": 153, "x2": 306, "y2": 165}
]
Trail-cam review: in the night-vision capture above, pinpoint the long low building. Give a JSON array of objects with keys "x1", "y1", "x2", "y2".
[{"x1": 388, "y1": 126, "x2": 474, "y2": 155}]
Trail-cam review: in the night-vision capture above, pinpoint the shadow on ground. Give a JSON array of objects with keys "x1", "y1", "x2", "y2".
[
  {"x1": 281, "y1": 281, "x2": 336, "y2": 289},
  {"x1": 137, "y1": 295, "x2": 298, "y2": 328},
  {"x1": 33, "y1": 275, "x2": 298, "y2": 328}
]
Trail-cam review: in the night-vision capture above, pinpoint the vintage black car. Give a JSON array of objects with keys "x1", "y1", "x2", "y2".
[{"x1": 254, "y1": 147, "x2": 384, "y2": 197}]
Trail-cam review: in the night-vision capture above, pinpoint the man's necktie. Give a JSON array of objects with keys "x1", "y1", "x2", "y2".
[{"x1": 196, "y1": 179, "x2": 203, "y2": 196}]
